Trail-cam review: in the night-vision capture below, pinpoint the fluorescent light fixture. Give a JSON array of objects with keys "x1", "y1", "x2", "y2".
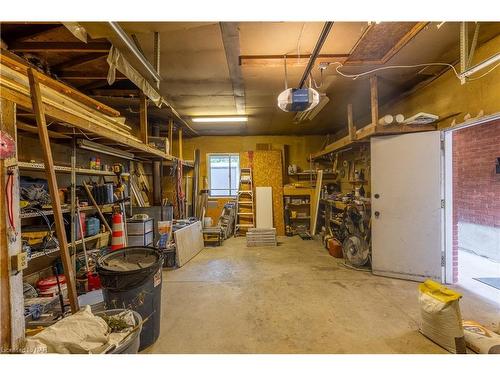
[
  {"x1": 191, "y1": 116, "x2": 248, "y2": 123},
  {"x1": 459, "y1": 52, "x2": 500, "y2": 81},
  {"x1": 77, "y1": 139, "x2": 135, "y2": 160}
]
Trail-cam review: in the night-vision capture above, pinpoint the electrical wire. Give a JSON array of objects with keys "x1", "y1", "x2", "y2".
[
  {"x1": 328, "y1": 59, "x2": 499, "y2": 83},
  {"x1": 76, "y1": 128, "x2": 103, "y2": 141},
  {"x1": 296, "y1": 23, "x2": 305, "y2": 61},
  {"x1": 329, "y1": 61, "x2": 461, "y2": 80},
  {"x1": 465, "y1": 62, "x2": 500, "y2": 81}
]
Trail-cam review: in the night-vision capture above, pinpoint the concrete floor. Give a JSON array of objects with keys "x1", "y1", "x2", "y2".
[
  {"x1": 457, "y1": 249, "x2": 500, "y2": 306},
  {"x1": 144, "y1": 236, "x2": 500, "y2": 354}
]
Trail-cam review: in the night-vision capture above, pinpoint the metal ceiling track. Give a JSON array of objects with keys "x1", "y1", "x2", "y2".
[{"x1": 298, "y1": 21, "x2": 334, "y2": 88}]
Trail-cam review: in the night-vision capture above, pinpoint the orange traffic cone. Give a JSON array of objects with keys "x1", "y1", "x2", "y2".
[{"x1": 111, "y1": 212, "x2": 126, "y2": 251}]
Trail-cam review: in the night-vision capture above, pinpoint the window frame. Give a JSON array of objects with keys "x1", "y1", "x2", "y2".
[{"x1": 206, "y1": 153, "x2": 240, "y2": 198}]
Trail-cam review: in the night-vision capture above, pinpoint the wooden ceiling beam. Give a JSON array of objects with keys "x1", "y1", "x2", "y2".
[
  {"x1": 8, "y1": 41, "x2": 110, "y2": 53},
  {"x1": 51, "y1": 53, "x2": 108, "y2": 71},
  {"x1": 11, "y1": 24, "x2": 64, "y2": 43},
  {"x1": 90, "y1": 89, "x2": 140, "y2": 97},
  {"x1": 240, "y1": 53, "x2": 350, "y2": 67},
  {"x1": 57, "y1": 72, "x2": 127, "y2": 80}
]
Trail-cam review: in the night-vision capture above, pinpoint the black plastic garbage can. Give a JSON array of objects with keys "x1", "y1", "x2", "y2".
[{"x1": 96, "y1": 246, "x2": 164, "y2": 351}]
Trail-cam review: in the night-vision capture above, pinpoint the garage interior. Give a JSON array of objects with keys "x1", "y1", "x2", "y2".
[{"x1": 0, "y1": 20, "x2": 499, "y2": 355}]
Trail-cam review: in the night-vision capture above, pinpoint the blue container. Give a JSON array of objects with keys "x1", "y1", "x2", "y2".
[{"x1": 86, "y1": 217, "x2": 100, "y2": 237}]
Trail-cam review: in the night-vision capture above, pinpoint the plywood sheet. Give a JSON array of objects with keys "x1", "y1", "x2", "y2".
[
  {"x1": 174, "y1": 221, "x2": 204, "y2": 267},
  {"x1": 252, "y1": 150, "x2": 285, "y2": 235},
  {"x1": 256, "y1": 187, "x2": 273, "y2": 228}
]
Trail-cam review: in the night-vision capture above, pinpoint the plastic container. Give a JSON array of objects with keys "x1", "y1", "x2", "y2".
[
  {"x1": 86, "y1": 217, "x2": 100, "y2": 237},
  {"x1": 96, "y1": 309, "x2": 143, "y2": 354},
  {"x1": 96, "y1": 247, "x2": 164, "y2": 351},
  {"x1": 163, "y1": 248, "x2": 176, "y2": 268}
]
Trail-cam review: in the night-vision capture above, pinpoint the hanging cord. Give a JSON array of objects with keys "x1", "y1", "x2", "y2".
[
  {"x1": 297, "y1": 22, "x2": 305, "y2": 62},
  {"x1": 283, "y1": 55, "x2": 288, "y2": 90},
  {"x1": 329, "y1": 61, "x2": 461, "y2": 80},
  {"x1": 5, "y1": 169, "x2": 16, "y2": 234},
  {"x1": 328, "y1": 60, "x2": 499, "y2": 82},
  {"x1": 310, "y1": 69, "x2": 323, "y2": 89}
]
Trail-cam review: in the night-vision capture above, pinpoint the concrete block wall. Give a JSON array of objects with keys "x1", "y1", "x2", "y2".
[{"x1": 452, "y1": 119, "x2": 500, "y2": 282}]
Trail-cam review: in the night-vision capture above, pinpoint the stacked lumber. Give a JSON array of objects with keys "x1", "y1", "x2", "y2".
[
  {"x1": 246, "y1": 228, "x2": 277, "y2": 247},
  {"x1": 0, "y1": 52, "x2": 170, "y2": 160}
]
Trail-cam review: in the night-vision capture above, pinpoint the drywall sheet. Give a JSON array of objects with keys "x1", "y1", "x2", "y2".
[
  {"x1": 174, "y1": 221, "x2": 204, "y2": 267},
  {"x1": 256, "y1": 187, "x2": 273, "y2": 228}
]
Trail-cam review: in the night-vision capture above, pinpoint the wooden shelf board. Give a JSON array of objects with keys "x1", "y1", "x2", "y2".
[{"x1": 18, "y1": 161, "x2": 130, "y2": 176}]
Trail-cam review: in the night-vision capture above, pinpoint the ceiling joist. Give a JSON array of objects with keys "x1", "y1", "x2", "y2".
[{"x1": 8, "y1": 41, "x2": 111, "y2": 52}]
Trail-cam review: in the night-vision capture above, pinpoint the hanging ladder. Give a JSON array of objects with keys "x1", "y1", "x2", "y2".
[{"x1": 235, "y1": 167, "x2": 255, "y2": 236}]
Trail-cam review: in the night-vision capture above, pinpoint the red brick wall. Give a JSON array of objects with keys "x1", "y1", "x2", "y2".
[{"x1": 452, "y1": 119, "x2": 500, "y2": 282}]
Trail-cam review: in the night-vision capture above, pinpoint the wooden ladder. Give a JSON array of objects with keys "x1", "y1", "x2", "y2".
[{"x1": 235, "y1": 167, "x2": 255, "y2": 236}]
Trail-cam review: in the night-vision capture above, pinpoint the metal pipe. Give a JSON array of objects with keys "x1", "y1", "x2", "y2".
[
  {"x1": 154, "y1": 32, "x2": 160, "y2": 72},
  {"x1": 108, "y1": 22, "x2": 161, "y2": 83},
  {"x1": 154, "y1": 32, "x2": 160, "y2": 89},
  {"x1": 298, "y1": 22, "x2": 334, "y2": 88}
]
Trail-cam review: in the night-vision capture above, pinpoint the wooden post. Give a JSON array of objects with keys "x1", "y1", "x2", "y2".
[
  {"x1": 27, "y1": 68, "x2": 79, "y2": 313},
  {"x1": 139, "y1": 92, "x2": 148, "y2": 145},
  {"x1": 370, "y1": 76, "x2": 379, "y2": 131},
  {"x1": 178, "y1": 128, "x2": 183, "y2": 160},
  {"x1": 0, "y1": 98, "x2": 24, "y2": 352},
  {"x1": 0, "y1": 99, "x2": 13, "y2": 351},
  {"x1": 168, "y1": 119, "x2": 174, "y2": 156},
  {"x1": 347, "y1": 103, "x2": 356, "y2": 141}
]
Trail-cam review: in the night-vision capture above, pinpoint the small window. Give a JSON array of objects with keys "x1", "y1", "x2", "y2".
[{"x1": 207, "y1": 153, "x2": 240, "y2": 197}]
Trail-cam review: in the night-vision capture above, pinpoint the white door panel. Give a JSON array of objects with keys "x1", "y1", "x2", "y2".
[{"x1": 371, "y1": 131, "x2": 443, "y2": 282}]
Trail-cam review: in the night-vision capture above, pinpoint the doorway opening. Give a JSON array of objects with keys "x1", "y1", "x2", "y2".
[{"x1": 445, "y1": 115, "x2": 500, "y2": 305}]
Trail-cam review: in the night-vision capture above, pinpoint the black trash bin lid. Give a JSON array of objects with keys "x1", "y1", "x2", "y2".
[{"x1": 97, "y1": 247, "x2": 161, "y2": 275}]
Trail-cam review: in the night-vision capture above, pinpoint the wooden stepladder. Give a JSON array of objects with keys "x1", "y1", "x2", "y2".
[{"x1": 235, "y1": 168, "x2": 255, "y2": 236}]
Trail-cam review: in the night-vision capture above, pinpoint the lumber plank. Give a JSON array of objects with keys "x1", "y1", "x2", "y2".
[
  {"x1": 0, "y1": 99, "x2": 14, "y2": 350},
  {"x1": 1, "y1": 100, "x2": 24, "y2": 349},
  {"x1": 139, "y1": 92, "x2": 148, "y2": 144},
  {"x1": 0, "y1": 75, "x2": 171, "y2": 160},
  {"x1": 52, "y1": 53, "x2": 108, "y2": 71},
  {"x1": 17, "y1": 120, "x2": 71, "y2": 139},
  {"x1": 82, "y1": 182, "x2": 113, "y2": 233},
  {"x1": 168, "y1": 118, "x2": 173, "y2": 155},
  {"x1": 178, "y1": 128, "x2": 183, "y2": 160},
  {"x1": 0, "y1": 72, "x2": 132, "y2": 136},
  {"x1": 370, "y1": 76, "x2": 379, "y2": 131},
  {"x1": 27, "y1": 68, "x2": 79, "y2": 313},
  {"x1": 347, "y1": 103, "x2": 356, "y2": 141},
  {"x1": 0, "y1": 51, "x2": 120, "y2": 117}
]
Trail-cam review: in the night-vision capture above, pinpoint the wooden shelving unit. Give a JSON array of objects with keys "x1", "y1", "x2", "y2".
[
  {"x1": 29, "y1": 232, "x2": 109, "y2": 260},
  {"x1": 18, "y1": 161, "x2": 130, "y2": 176},
  {"x1": 310, "y1": 77, "x2": 437, "y2": 161}
]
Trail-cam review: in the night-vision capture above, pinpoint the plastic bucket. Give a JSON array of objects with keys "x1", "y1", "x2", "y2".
[
  {"x1": 96, "y1": 309, "x2": 142, "y2": 354},
  {"x1": 163, "y1": 248, "x2": 176, "y2": 268},
  {"x1": 96, "y1": 247, "x2": 164, "y2": 351}
]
